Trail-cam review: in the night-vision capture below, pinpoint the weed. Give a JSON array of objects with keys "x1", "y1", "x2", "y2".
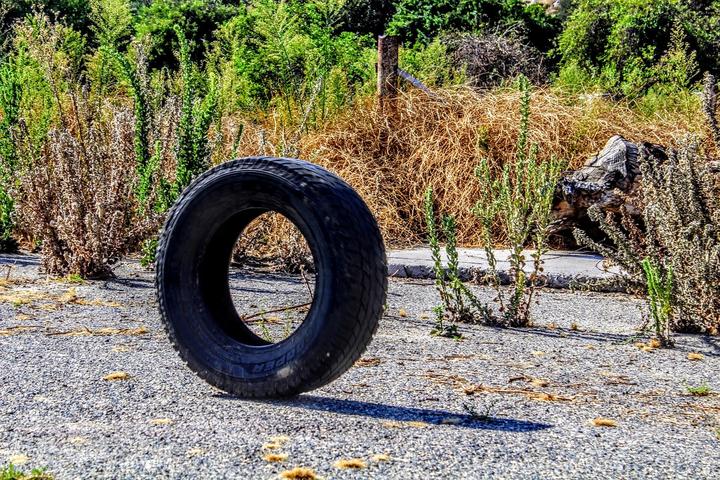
[
  {"x1": 640, "y1": 258, "x2": 673, "y2": 346},
  {"x1": 424, "y1": 187, "x2": 490, "y2": 331},
  {"x1": 686, "y1": 384, "x2": 712, "y2": 397},
  {"x1": 0, "y1": 464, "x2": 53, "y2": 480},
  {"x1": 576, "y1": 137, "x2": 720, "y2": 334},
  {"x1": 473, "y1": 75, "x2": 564, "y2": 326}
]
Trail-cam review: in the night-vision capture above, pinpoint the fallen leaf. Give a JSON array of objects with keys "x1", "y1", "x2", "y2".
[
  {"x1": 648, "y1": 338, "x2": 662, "y2": 349},
  {"x1": 688, "y1": 352, "x2": 704, "y2": 361},
  {"x1": 531, "y1": 378, "x2": 549, "y2": 388},
  {"x1": 103, "y1": 371, "x2": 130, "y2": 381},
  {"x1": 279, "y1": 467, "x2": 317, "y2": 479},
  {"x1": 59, "y1": 287, "x2": 79, "y2": 304},
  {"x1": 68, "y1": 437, "x2": 87, "y2": 445},
  {"x1": 371, "y1": 453, "x2": 390, "y2": 462},
  {"x1": 546, "y1": 322, "x2": 557, "y2": 330},
  {"x1": 263, "y1": 453, "x2": 288, "y2": 463},
  {"x1": 531, "y1": 351, "x2": 546, "y2": 357},
  {"x1": 355, "y1": 357, "x2": 382, "y2": 367},
  {"x1": 398, "y1": 308, "x2": 408, "y2": 317},
  {"x1": 262, "y1": 443, "x2": 282, "y2": 450},
  {"x1": 570, "y1": 322, "x2": 579, "y2": 331},
  {"x1": 150, "y1": 418, "x2": 173, "y2": 425},
  {"x1": 591, "y1": 418, "x2": 618, "y2": 427},
  {"x1": 8, "y1": 454, "x2": 29, "y2": 465},
  {"x1": 381, "y1": 420, "x2": 429, "y2": 429},
  {"x1": 334, "y1": 458, "x2": 367, "y2": 469},
  {"x1": 186, "y1": 448, "x2": 205, "y2": 457}
]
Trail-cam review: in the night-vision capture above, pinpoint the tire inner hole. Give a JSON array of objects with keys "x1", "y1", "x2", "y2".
[{"x1": 228, "y1": 211, "x2": 315, "y2": 344}]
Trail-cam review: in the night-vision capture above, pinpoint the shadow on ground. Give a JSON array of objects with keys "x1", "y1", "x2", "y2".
[{"x1": 212, "y1": 394, "x2": 551, "y2": 432}]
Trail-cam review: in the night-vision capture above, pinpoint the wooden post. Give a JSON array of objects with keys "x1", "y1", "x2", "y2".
[{"x1": 377, "y1": 35, "x2": 398, "y2": 110}]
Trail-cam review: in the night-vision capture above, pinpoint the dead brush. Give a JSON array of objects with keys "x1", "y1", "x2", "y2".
[
  {"x1": 232, "y1": 213, "x2": 313, "y2": 274},
  {"x1": 19, "y1": 97, "x2": 153, "y2": 278},
  {"x1": 293, "y1": 85, "x2": 708, "y2": 247}
]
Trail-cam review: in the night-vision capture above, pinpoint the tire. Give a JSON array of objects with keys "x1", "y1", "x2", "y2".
[{"x1": 155, "y1": 157, "x2": 387, "y2": 398}]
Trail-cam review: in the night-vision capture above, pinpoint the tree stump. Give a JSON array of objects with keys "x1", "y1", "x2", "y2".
[{"x1": 550, "y1": 135, "x2": 667, "y2": 243}]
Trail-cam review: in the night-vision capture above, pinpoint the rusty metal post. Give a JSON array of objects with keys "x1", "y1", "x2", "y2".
[{"x1": 377, "y1": 35, "x2": 399, "y2": 111}]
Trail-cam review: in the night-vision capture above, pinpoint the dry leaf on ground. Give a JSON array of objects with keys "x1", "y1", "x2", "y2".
[
  {"x1": 591, "y1": 418, "x2": 618, "y2": 427},
  {"x1": 150, "y1": 418, "x2": 173, "y2": 425},
  {"x1": 371, "y1": 453, "x2": 390, "y2": 462},
  {"x1": 355, "y1": 357, "x2": 382, "y2": 367},
  {"x1": 103, "y1": 371, "x2": 130, "y2": 381},
  {"x1": 334, "y1": 458, "x2": 367, "y2": 469},
  {"x1": 263, "y1": 453, "x2": 288, "y2": 463},
  {"x1": 8, "y1": 454, "x2": 29, "y2": 465},
  {"x1": 279, "y1": 467, "x2": 317, "y2": 479},
  {"x1": 688, "y1": 352, "x2": 704, "y2": 361}
]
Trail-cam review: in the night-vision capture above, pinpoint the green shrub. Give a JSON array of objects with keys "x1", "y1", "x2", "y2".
[
  {"x1": 388, "y1": 0, "x2": 560, "y2": 53},
  {"x1": 0, "y1": 60, "x2": 21, "y2": 251},
  {"x1": 173, "y1": 24, "x2": 218, "y2": 195},
  {"x1": 556, "y1": 0, "x2": 716, "y2": 97},
  {"x1": 134, "y1": 0, "x2": 239, "y2": 69},
  {"x1": 211, "y1": 0, "x2": 374, "y2": 152}
]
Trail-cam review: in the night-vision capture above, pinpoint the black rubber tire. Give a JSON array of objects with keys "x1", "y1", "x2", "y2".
[{"x1": 155, "y1": 157, "x2": 387, "y2": 398}]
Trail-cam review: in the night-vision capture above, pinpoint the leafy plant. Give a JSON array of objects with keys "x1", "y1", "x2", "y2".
[
  {"x1": 423, "y1": 77, "x2": 563, "y2": 329},
  {"x1": 0, "y1": 59, "x2": 21, "y2": 251},
  {"x1": 640, "y1": 257, "x2": 673, "y2": 346},
  {"x1": 473, "y1": 75, "x2": 564, "y2": 326},
  {"x1": 556, "y1": 0, "x2": 713, "y2": 97},
  {"x1": 173, "y1": 24, "x2": 218, "y2": 195},
  {"x1": 424, "y1": 187, "x2": 489, "y2": 335}
]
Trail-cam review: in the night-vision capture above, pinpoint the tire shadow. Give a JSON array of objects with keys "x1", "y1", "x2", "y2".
[{"x1": 215, "y1": 394, "x2": 551, "y2": 432}]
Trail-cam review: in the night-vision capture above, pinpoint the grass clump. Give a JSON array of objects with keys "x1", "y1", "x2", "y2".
[{"x1": 640, "y1": 258, "x2": 673, "y2": 347}]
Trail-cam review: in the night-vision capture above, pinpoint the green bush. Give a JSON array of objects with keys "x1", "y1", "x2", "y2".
[
  {"x1": 556, "y1": 0, "x2": 717, "y2": 97},
  {"x1": 134, "y1": 0, "x2": 240, "y2": 68},
  {"x1": 0, "y1": 60, "x2": 21, "y2": 251},
  {"x1": 388, "y1": 0, "x2": 560, "y2": 53},
  {"x1": 211, "y1": 0, "x2": 374, "y2": 137}
]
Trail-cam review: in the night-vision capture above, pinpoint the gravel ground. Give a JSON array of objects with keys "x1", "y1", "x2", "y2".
[{"x1": 0, "y1": 253, "x2": 718, "y2": 479}]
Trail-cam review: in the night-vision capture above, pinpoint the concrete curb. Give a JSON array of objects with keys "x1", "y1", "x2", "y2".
[{"x1": 386, "y1": 248, "x2": 629, "y2": 293}]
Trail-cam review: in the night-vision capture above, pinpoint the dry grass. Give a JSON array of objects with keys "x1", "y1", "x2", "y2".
[{"x1": 223, "y1": 87, "x2": 708, "y2": 246}]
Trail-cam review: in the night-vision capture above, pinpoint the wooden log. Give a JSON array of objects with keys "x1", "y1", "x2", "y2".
[{"x1": 550, "y1": 135, "x2": 667, "y2": 238}]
